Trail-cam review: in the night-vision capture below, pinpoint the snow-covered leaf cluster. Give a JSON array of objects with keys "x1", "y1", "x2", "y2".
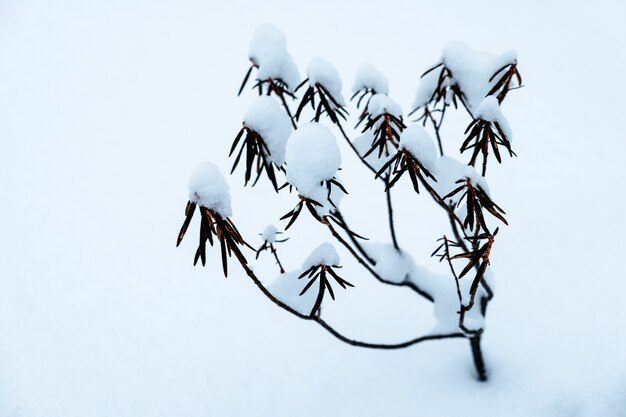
[
  {"x1": 188, "y1": 162, "x2": 232, "y2": 218},
  {"x1": 248, "y1": 23, "x2": 300, "y2": 91}
]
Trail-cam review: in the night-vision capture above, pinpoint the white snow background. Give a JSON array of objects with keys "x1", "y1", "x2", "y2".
[{"x1": 1, "y1": 1, "x2": 626, "y2": 416}]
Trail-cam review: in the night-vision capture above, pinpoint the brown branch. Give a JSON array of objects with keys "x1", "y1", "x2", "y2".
[
  {"x1": 332, "y1": 210, "x2": 376, "y2": 265},
  {"x1": 269, "y1": 243, "x2": 285, "y2": 274},
  {"x1": 470, "y1": 334, "x2": 487, "y2": 381},
  {"x1": 386, "y1": 187, "x2": 400, "y2": 251},
  {"x1": 237, "y1": 248, "x2": 463, "y2": 349},
  {"x1": 334, "y1": 119, "x2": 380, "y2": 178}
]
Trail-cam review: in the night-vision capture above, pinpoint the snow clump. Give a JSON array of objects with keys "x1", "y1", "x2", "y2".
[
  {"x1": 399, "y1": 125, "x2": 438, "y2": 173},
  {"x1": 427, "y1": 156, "x2": 489, "y2": 206},
  {"x1": 367, "y1": 93, "x2": 402, "y2": 118},
  {"x1": 352, "y1": 63, "x2": 389, "y2": 95},
  {"x1": 268, "y1": 271, "x2": 317, "y2": 315},
  {"x1": 475, "y1": 96, "x2": 513, "y2": 142},
  {"x1": 441, "y1": 42, "x2": 517, "y2": 112},
  {"x1": 306, "y1": 57, "x2": 345, "y2": 105},
  {"x1": 243, "y1": 96, "x2": 292, "y2": 165},
  {"x1": 261, "y1": 224, "x2": 278, "y2": 243},
  {"x1": 302, "y1": 243, "x2": 340, "y2": 270},
  {"x1": 285, "y1": 122, "x2": 342, "y2": 208},
  {"x1": 187, "y1": 162, "x2": 232, "y2": 218},
  {"x1": 248, "y1": 24, "x2": 300, "y2": 91}
]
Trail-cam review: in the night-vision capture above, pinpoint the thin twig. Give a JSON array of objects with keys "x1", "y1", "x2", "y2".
[
  {"x1": 270, "y1": 243, "x2": 285, "y2": 274},
  {"x1": 334, "y1": 119, "x2": 380, "y2": 178},
  {"x1": 332, "y1": 210, "x2": 376, "y2": 265},
  {"x1": 277, "y1": 90, "x2": 297, "y2": 130},
  {"x1": 386, "y1": 187, "x2": 400, "y2": 251}
]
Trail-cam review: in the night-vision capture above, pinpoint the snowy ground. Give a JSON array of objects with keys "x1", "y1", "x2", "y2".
[{"x1": 1, "y1": 1, "x2": 626, "y2": 416}]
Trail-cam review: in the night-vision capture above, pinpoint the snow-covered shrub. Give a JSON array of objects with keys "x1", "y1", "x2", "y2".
[{"x1": 176, "y1": 25, "x2": 522, "y2": 382}]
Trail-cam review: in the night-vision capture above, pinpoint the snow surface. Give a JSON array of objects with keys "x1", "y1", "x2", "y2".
[
  {"x1": 352, "y1": 63, "x2": 389, "y2": 95},
  {"x1": 306, "y1": 57, "x2": 346, "y2": 105},
  {"x1": 248, "y1": 23, "x2": 300, "y2": 91},
  {"x1": 243, "y1": 96, "x2": 292, "y2": 165},
  {"x1": 187, "y1": 162, "x2": 232, "y2": 217},
  {"x1": 2, "y1": 2, "x2": 626, "y2": 417},
  {"x1": 475, "y1": 96, "x2": 513, "y2": 142},
  {"x1": 302, "y1": 242, "x2": 340, "y2": 270},
  {"x1": 285, "y1": 122, "x2": 342, "y2": 209},
  {"x1": 399, "y1": 125, "x2": 438, "y2": 173}
]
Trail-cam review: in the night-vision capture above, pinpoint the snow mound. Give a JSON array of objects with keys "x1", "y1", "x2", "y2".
[
  {"x1": 302, "y1": 243, "x2": 340, "y2": 270},
  {"x1": 285, "y1": 122, "x2": 341, "y2": 207},
  {"x1": 441, "y1": 41, "x2": 517, "y2": 112},
  {"x1": 261, "y1": 224, "x2": 278, "y2": 243},
  {"x1": 399, "y1": 125, "x2": 438, "y2": 173},
  {"x1": 352, "y1": 63, "x2": 389, "y2": 95},
  {"x1": 306, "y1": 57, "x2": 345, "y2": 105},
  {"x1": 248, "y1": 23, "x2": 300, "y2": 91},
  {"x1": 243, "y1": 96, "x2": 292, "y2": 165},
  {"x1": 475, "y1": 96, "x2": 513, "y2": 142},
  {"x1": 268, "y1": 271, "x2": 317, "y2": 315},
  {"x1": 367, "y1": 93, "x2": 402, "y2": 118},
  {"x1": 187, "y1": 162, "x2": 232, "y2": 218}
]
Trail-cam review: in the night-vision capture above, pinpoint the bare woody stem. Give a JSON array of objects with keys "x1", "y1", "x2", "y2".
[
  {"x1": 386, "y1": 186, "x2": 400, "y2": 251},
  {"x1": 270, "y1": 243, "x2": 285, "y2": 274},
  {"x1": 236, "y1": 247, "x2": 463, "y2": 349},
  {"x1": 470, "y1": 334, "x2": 487, "y2": 382},
  {"x1": 333, "y1": 117, "x2": 401, "y2": 253},
  {"x1": 332, "y1": 210, "x2": 376, "y2": 265}
]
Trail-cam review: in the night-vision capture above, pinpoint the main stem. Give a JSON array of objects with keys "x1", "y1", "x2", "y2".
[{"x1": 470, "y1": 334, "x2": 487, "y2": 381}]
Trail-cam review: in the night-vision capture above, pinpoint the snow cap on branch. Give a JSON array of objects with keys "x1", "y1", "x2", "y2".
[
  {"x1": 302, "y1": 243, "x2": 340, "y2": 270},
  {"x1": 248, "y1": 24, "x2": 300, "y2": 91},
  {"x1": 475, "y1": 96, "x2": 513, "y2": 142},
  {"x1": 367, "y1": 94, "x2": 402, "y2": 118},
  {"x1": 399, "y1": 125, "x2": 438, "y2": 173},
  {"x1": 307, "y1": 57, "x2": 345, "y2": 105},
  {"x1": 352, "y1": 63, "x2": 389, "y2": 95},
  {"x1": 285, "y1": 122, "x2": 342, "y2": 203},
  {"x1": 429, "y1": 156, "x2": 489, "y2": 206},
  {"x1": 188, "y1": 162, "x2": 232, "y2": 217},
  {"x1": 243, "y1": 96, "x2": 292, "y2": 165},
  {"x1": 261, "y1": 224, "x2": 278, "y2": 243},
  {"x1": 441, "y1": 42, "x2": 517, "y2": 112},
  {"x1": 268, "y1": 271, "x2": 317, "y2": 315}
]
